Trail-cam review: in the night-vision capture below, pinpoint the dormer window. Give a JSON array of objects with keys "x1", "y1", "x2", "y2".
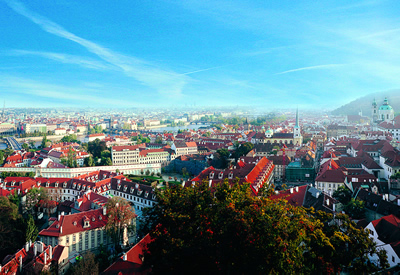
[
  {"x1": 82, "y1": 185, "x2": 86, "y2": 191},
  {"x1": 135, "y1": 183, "x2": 139, "y2": 189},
  {"x1": 46, "y1": 182, "x2": 50, "y2": 187},
  {"x1": 210, "y1": 172, "x2": 214, "y2": 179},
  {"x1": 137, "y1": 189, "x2": 143, "y2": 196},
  {"x1": 63, "y1": 182, "x2": 67, "y2": 188},
  {"x1": 77, "y1": 184, "x2": 81, "y2": 190},
  {"x1": 130, "y1": 187, "x2": 134, "y2": 193},
  {"x1": 11, "y1": 181, "x2": 15, "y2": 186},
  {"x1": 228, "y1": 172, "x2": 233, "y2": 179},
  {"x1": 218, "y1": 172, "x2": 223, "y2": 179},
  {"x1": 145, "y1": 191, "x2": 149, "y2": 198},
  {"x1": 123, "y1": 185, "x2": 127, "y2": 192},
  {"x1": 55, "y1": 182, "x2": 59, "y2": 187},
  {"x1": 99, "y1": 216, "x2": 102, "y2": 220},
  {"x1": 73, "y1": 221, "x2": 77, "y2": 226},
  {"x1": 117, "y1": 179, "x2": 121, "y2": 184},
  {"x1": 92, "y1": 217, "x2": 95, "y2": 222},
  {"x1": 117, "y1": 184, "x2": 121, "y2": 190},
  {"x1": 37, "y1": 181, "x2": 41, "y2": 186},
  {"x1": 73, "y1": 183, "x2": 76, "y2": 189},
  {"x1": 83, "y1": 217, "x2": 90, "y2": 228}
]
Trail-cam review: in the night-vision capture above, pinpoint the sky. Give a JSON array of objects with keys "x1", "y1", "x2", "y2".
[{"x1": 1, "y1": 0, "x2": 400, "y2": 109}]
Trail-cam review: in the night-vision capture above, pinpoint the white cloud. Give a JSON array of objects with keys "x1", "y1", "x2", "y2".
[
  {"x1": 5, "y1": 0, "x2": 189, "y2": 97},
  {"x1": 275, "y1": 64, "x2": 345, "y2": 75}
]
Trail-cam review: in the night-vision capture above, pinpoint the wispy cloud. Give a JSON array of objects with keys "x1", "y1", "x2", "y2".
[
  {"x1": 10, "y1": 50, "x2": 113, "y2": 70},
  {"x1": 275, "y1": 64, "x2": 345, "y2": 75},
  {"x1": 0, "y1": 75, "x2": 131, "y2": 106},
  {"x1": 4, "y1": 0, "x2": 188, "y2": 97}
]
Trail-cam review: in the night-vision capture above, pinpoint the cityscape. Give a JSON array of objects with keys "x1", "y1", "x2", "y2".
[{"x1": 2, "y1": 0, "x2": 400, "y2": 274}]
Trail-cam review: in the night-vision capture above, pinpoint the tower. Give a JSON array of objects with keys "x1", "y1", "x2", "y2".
[
  {"x1": 293, "y1": 108, "x2": 303, "y2": 146},
  {"x1": 372, "y1": 98, "x2": 378, "y2": 123}
]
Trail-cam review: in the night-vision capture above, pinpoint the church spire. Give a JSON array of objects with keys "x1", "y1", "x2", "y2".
[{"x1": 295, "y1": 107, "x2": 299, "y2": 128}]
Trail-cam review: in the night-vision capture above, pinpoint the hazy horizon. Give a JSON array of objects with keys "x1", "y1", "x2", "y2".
[{"x1": 2, "y1": 0, "x2": 400, "y2": 109}]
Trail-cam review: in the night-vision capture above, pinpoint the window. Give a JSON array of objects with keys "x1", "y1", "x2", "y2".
[
  {"x1": 393, "y1": 256, "x2": 395, "y2": 262},
  {"x1": 73, "y1": 234, "x2": 76, "y2": 242},
  {"x1": 85, "y1": 232, "x2": 89, "y2": 249},
  {"x1": 97, "y1": 230, "x2": 101, "y2": 244},
  {"x1": 66, "y1": 236, "x2": 69, "y2": 244},
  {"x1": 91, "y1": 231, "x2": 95, "y2": 247},
  {"x1": 79, "y1": 233, "x2": 82, "y2": 251}
]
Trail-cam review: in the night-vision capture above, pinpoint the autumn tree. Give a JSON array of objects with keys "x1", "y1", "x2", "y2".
[
  {"x1": 105, "y1": 197, "x2": 136, "y2": 252},
  {"x1": 140, "y1": 180, "x2": 388, "y2": 274}
]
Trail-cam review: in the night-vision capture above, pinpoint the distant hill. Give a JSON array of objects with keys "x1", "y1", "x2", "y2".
[{"x1": 331, "y1": 90, "x2": 400, "y2": 116}]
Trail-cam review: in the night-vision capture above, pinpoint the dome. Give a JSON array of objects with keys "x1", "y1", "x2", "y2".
[
  {"x1": 379, "y1": 105, "x2": 393, "y2": 111},
  {"x1": 379, "y1": 97, "x2": 393, "y2": 111}
]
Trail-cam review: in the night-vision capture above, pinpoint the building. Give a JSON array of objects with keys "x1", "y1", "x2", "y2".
[
  {"x1": 24, "y1": 124, "x2": 47, "y2": 134},
  {"x1": 366, "y1": 214, "x2": 400, "y2": 268},
  {"x1": 84, "y1": 133, "x2": 106, "y2": 143},
  {"x1": 171, "y1": 141, "x2": 198, "y2": 156},
  {"x1": 189, "y1": 157, "x2": 274, "y2": 196},
  {"x1": 38, "y1": 208, "x2": 116, "y2": 255}
]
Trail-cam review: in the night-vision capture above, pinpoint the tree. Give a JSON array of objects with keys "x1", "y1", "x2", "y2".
[
  {"x1": 60, "y1": 134, "x2": 78, "y2": 143},
  {"x1": 84, "y1": 156, "x2": 94, "y2": 167},
  {"x1": 67, "y1": 251, "x2": 98, "y2": 275},
  {"x1": 0, "y1": 197, "x2": 25, "y2": 261},
  {"x1": 140, "y1": 180, "x2": 388, "y2": 274},
  {"x1": 344, "y1": 198, "x2": 366, "y2": 219},
  {"x1": 41, "y1": 135, "x2": 48, "y2": 148},
  {"x1": 25, "y1": 215, "x2": 38, "y2": 243},
  {"x1": 25, "y1": 187, "x2": 49, "y2": 216},
  {"x1": 67, "y1": 148, "x2": 77, "y2": 168},
  {"x1": 155, "y1": 136, "x2": 163, "y2": 144},
  {"x1": 105, "y1": 197, "x2": 136, "y2": 252},
  {"x1": 211, "y1": 148, "x2": 230, "y2": 169},
  {"x1": 333, "y1": 185, "x2": 352, "y2": 205},
  {"x1": 145, "y1": 170, "x2": 150, "y2": 176},
  {"x1": 22, "y1": 143, "x2": 29, "y2": 151}
]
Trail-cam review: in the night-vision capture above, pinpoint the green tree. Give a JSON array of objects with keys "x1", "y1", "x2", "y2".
[
  {"x1": 155, "y1": 136, "x2": 163, "y2": 144},
  {"x1": 41, "y1": 135, "x2": 48, "y2": 148},
  {"x1": 84, "y1": 156, "x2": 94, "y2": 167},
  {"x1": 344, "y1": 198, "x2": 366, "y2": 219},
  {"x1": 145, "y1": 170, "x2": 150, "y2": 176},
  {"x1": 25, "y1": 187, "x2": 49, "y2": 216},
  {"x1": 8, "y1": 192, "x2": 21, "y2": 208},
  {"x1": 105, "y1": 197, "x2": 136, "y2": 252},
  {"x1": 25, "y1": 215, "x2": 38, "y2": 243},
  {"x1": 333, "y1": 185, "x2": 352, "y2": 205},
  {"x1": 67, "y1": 148, "x2": 77, "y2": 168},
  {"x1": 140, "y1": 180, "x2": 388, "y2": 274},
  {"x1": 22, "y1": 143, "x2": 29, "y2": 151},
  {"x1": 0, "y1": 197, "x2": 25, "y2": 261}
]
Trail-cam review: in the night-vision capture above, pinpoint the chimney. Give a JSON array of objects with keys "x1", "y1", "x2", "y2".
[
  {"x1": 29, "y1": 240, "x2": 32, "y2": 248},
  {"x1": 316, "y1": 192, "x2": 320, "y2": 198},
  {"x1": 25, "y1": 242, "x2": 29, "y2": 252},
  {"x1": 19, "y1": 255, "x2": 23, "y2": 271},
  {"x1": 44, "y1": 252, "x2": 47, "y2": 265},
  {"x1": 209, "y1": 180, "x2": 212, "y2": 188},
  {"x1": 58, "y1": 214, "x2": 61, "y2": 221},
  {"x1": 326, "y1": 199, "x2": 330, "y2": 206},
  {"x1": 33, "y1": 244, "x2": 37, "y2": 256},
  {"x1": 123, "y1": 253, "x2": 127, "y2": 261},
  {"x1": 60, "y1": 226, "x2": 62, "y2": 234},
  {"x1": 0, "y1": 264, "x2": 2, "y2": 272},
  {"x1": 103, "y1": 207, "x2": 107, "y2": 216},
  {"x1": 333, "y1": 203, "x2": 336, "y2": 212},
  {"x1": 290, "y1": 188, "x2": 293, "y2": 194},
  {"x1": 49, "y1": 246, "x2": 52, "y2": 259},
  {"x1": 295, "y1": 186, "x2": 299, "y2": 192}
]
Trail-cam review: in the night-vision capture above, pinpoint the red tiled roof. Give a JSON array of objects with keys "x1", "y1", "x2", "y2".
[{"x1": 39, "y1": 208, "x2": 108, "y2": 237}]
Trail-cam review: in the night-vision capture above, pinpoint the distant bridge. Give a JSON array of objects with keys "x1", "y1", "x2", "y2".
[{"x1": 4, "y1": 136, "x2": 23, "y2": 151}]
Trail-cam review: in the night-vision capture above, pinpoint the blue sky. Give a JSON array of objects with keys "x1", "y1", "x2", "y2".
[{"x1": 1, "y1": 0, "x2": 400, "y2": 109}]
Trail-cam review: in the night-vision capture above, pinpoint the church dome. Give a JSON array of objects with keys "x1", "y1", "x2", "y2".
[{"x1": 379, "y1": 97, "x2": 393, "y2": 111}]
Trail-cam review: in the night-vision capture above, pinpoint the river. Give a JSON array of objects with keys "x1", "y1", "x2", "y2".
[{"x1": 0, "y1": 143, "x2": 7, "y2": 150}]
